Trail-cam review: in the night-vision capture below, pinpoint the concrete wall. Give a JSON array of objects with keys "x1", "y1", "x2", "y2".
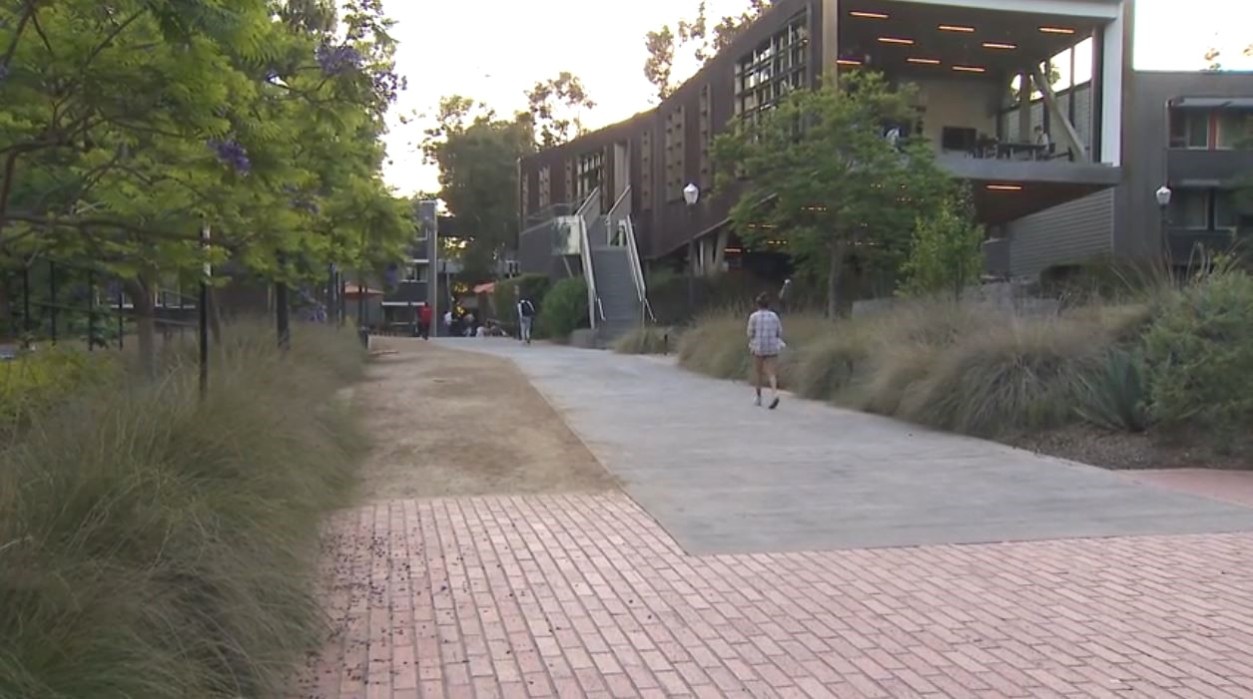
[{"x1": 1007, "y1": 189, "x2": 1115, "y2": 277}]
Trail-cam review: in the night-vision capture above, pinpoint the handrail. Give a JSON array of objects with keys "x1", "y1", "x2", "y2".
[
  {"x1": 622, "y1": 212, "x2": 656, "y2": 324},
  {"x1": 606, "y1": 187, "x2": 631, "y2": 247},
  {"x1": 576, "y1": 187, "x2": 604, "y2": 329}
]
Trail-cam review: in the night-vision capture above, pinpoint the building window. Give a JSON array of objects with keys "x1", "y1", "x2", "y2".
[
  {"x1": 406, "y1": 265, "x2": 428, "y2": 282},
  {"x1": 664, "y1": 106, "x2": 686, "y2": 202},
  {"x1": 576, "y1": 150, "x2": 604, "y2": 202},
  {"x1": 520, "y1": 174, "x2": 530, "y2": 217},
  {"x1": 1217, "y1": 110, "x2": 1253, "y2": 149},
  {"x1": 538, "y1": 166, "x2": 551, "y2": 210},
  {"x1": 734, "y1": 10, "x2": 809, "y2": 126},
  {"x1": 1172, "y1": 189, "x2": 1241, "y2": 230},
  {"x1": 1170, "y1": 110, "x2": 1210, "y2": 149},
  {"x1": 564, "y1": 160, "x2": 574, "y2": 204},
  {"x1": 699, "y1": 84, "x2": 713, "y2": 189},
  {"x1": 640, "y1": 128, "x2": 654, "y2": 211}
]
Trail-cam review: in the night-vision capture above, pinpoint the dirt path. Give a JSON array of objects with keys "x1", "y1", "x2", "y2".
[{"x1": 353, "y1": 337, "x2": 615, "y2": 500}]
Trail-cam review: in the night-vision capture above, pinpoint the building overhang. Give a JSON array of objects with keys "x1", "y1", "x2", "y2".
[
  {"x1": 838, "y1": 0, "x2": 1113, "y2": 76},
  {"x1": 873, "y1": 0, "x2": 1121, "y2": 20},
  {"x1": 954, "y1": 161, "x2": 1121, "y2": 223}
]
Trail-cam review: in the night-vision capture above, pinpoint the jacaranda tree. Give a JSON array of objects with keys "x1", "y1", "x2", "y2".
[{"x1": 0, "y1": 0, "x2": 410, "y2": 367}]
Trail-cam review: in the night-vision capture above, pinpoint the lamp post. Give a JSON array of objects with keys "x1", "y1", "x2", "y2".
[
  {"x1": 683, "y1": 183, "x2": 700, "y2": 314},
  {"x1": 1156, "y1": 185, "x2": 1173, "y2": 264}
]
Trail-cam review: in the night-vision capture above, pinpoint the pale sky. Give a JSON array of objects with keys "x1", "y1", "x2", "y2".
[{"x1": 380, "y1": 0, "x2": 1253, "y2": 196}]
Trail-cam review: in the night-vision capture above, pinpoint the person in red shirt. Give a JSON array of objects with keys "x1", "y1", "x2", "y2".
[{"x1": 418, "y1": 303, "x2": 433, "y2": 340}]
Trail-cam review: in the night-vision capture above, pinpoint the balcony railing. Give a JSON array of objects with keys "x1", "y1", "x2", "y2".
[{"x1": 1167, "y1": 149, "x2": 1253, "y2": 186}]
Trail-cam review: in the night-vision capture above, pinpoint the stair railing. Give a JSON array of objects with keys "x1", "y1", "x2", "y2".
[
  {"x1": 575, "y1": 188, "x2": 605, "y2": 328},
  {"x1": 621, "y1": 212, "x2": 655, "y2": 324}
]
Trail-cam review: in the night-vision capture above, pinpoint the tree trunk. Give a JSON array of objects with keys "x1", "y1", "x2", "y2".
[
  {"x1": 826, "y1": 240, "x2": 849, "y2": 319},
  {"x1": 207, "y1": 287, "x2": 223, "y2": 344},
  {"x1": 124, "y1": 277, "x2": 157, "y2": 377}
]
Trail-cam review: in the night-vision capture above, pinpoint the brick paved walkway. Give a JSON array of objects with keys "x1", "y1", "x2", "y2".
[{"x1": 293, "y1": 492, "x2": 1253, "y2": 699}]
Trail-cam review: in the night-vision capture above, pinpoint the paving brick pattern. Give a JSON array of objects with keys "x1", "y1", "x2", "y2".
[{"x1": 293, "y1": 492, "x2": 1253, "y2": 699}]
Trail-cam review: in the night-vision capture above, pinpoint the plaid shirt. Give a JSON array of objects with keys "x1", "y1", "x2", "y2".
[{"x1": 747, "y1": 310, "x2": 784, "y2": 356}]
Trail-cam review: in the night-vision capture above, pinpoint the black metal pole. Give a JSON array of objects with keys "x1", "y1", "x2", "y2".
[
  {"x1": 199, "y1": 226, "x2": 210, "y2": 399},
  {"x1": 22, "y1": 265, "x2": 31, "y2": 339},
  {"x1": 49, "y1": 260, "x2": 57, "y2": 344},
  {"x1": 87, "y1": 270, "x2": 96, "y2": 351},
  {"x1": 117, "y1": 283, "x2": 125, "y2": 350},
  {"x1": 276, "y1": 279, "x2": 290, "y2": 350}
]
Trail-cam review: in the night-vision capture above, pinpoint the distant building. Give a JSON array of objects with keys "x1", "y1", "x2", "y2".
[{"x1": 518, "y1": 0, "x2": 1253, "y2": 291}]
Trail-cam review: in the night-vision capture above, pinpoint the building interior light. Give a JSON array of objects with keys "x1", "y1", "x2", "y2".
[
  {"x1": 877, "y1": 37, "x2": 915, "y2": 45},
  {"x1": 952, "y1": 65, "x2": 987, "y2": 73},
  {"x1": 850, "y1": 11, "x2": 889, "y2": 19},
  {"x1": 938, "y1": 24, "x2": 976, "y2": 33},
  {"x1": 907, "y1": 57, "x2": 942, "y2": 65},
  {"x1": 987, "y1": 184, "x2": 1023, "y2": 191},
  {"x1": 982, "y1": 42, "x2": 1017, "y2": 50},
  {"x1": 836, "y1": 58, "x2": 863, "y2": 66},
  {"x1": 1039, "y1": 26, "x2": 1077, "y2": 34}
]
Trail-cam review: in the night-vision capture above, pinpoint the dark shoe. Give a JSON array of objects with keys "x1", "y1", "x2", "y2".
[{"x1": 769, "y1": 397, "x2": 780, "y2": 410}]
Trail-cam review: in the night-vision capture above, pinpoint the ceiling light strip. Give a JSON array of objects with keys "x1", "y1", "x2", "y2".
[
  {"x1": 907, "y1": 58, "x2": 942, "y2": 65},
  {"x1": 952, "y1": 65, "x2": 987, "y2": 73},
  {"x1": 849, "y1": 11, "x2": 889, "y2": 19},
  {"x1": 878, "y1": 37, "x2": 915, "y2": 45},
  {"x1": 938, "y1": 24, "x2": 976, "y2": 33},
  {"x1": 982, "y1": 42, "x2": 1017, "y2": 50}
]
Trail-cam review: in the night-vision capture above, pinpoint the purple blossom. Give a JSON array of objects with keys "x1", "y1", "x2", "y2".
[
  {"x1": 315, "y1": 43, "x2": 362, "y2": 76},
  {"x1": 208, "y1": 138, "x2": 251, "y2": 174}
]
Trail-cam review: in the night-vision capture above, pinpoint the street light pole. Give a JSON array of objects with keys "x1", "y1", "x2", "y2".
[
  {"x1": 1156, "y1": 184, "x2": 1173, "y2": 265},
  {"x1": 683, "y1": 183, "x2": 701, "y2": 317}
]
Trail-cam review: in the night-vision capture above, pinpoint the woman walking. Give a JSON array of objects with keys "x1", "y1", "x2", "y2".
[{"x1": 747, "y1": 293, "x2": 784, "y2": 410}]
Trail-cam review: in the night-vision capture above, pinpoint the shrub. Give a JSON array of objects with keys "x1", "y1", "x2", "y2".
[
  {"x1": 899, "y1": 195, "x2": 984, "y2": 300},
  {"x1": 900, "y1": 315, "x2": 1115, "y2": 436},
  {"x1": 1143, "y1": 269, "x2": 1253, "y2": 441},
  {"x1": 1077, "y1": 348, "x2": 1151, "y2": 432},
  {"x1": 613, "y1": 325, "x2": 674, "y2": 355},
  {"x1": 0, "y1": 323, "x2": 365, "y2": 698},
  {"x1": 537, "y1": 277, "x2": 588, "y2": 341},
  {"x1": 0, "y1": 347, "x2": 118, "y2": 433},
  {"x1": 788, "y1": 328, "x2": 870, "y2": 401}
]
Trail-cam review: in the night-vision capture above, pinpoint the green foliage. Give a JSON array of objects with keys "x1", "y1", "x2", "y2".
[
  {"x1": 492, "y1": 274, "x2": 551, "y2": 331},
  {"x1": 899, "y1": 193, "x2": 985, "y2": 299},
  {"x1": 0, "y1": 348, "x2": 117, "y2": 433},
  {"x1": 646, "y1": 269, "x2": 775, "y2": 325},
  {"x1": 714, "y1": 71, "x2": 954, "y2": 316},
  {"x1": 0, "y1": 0, "x2": 411, "y2": 358},
  {"x1": 0, "y1": 322, "x2": 365, "y2": 698},
  {"x1": 537, "y1": 277, "x2": 589, "y2": 340},
  {"x1": 422, "y1": 100, "x2": 535, "y2": 280},
  {"x1": 613, "y1": 326, "x2": 674, "y2": 355},
  {"x1": 1077, "y1": 349, "x2": 1151, "y2": 433},
  {"x1": 1143, "y1": 269, "x2": 1253, "y2": 440}
]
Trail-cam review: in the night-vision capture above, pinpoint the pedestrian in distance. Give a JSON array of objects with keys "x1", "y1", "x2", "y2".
[
  {"x1": 747, "y1": 292, "x2": 784, "y2": 410},
  {"x1": 418, "y1": 303, "x2": 433, "y2": 340},
  {"x1": 517, "y1": 295, "x2": 536, "y2": 345}
]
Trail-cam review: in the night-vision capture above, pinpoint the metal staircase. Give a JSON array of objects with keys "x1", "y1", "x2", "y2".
[{"x1": 586, "y1": 187, "x2": 653, "y2": 345}]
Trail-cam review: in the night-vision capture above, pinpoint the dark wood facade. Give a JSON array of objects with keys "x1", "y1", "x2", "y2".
[{"x1": 519, "y1": 0, "x2": 825, "y2": 262}]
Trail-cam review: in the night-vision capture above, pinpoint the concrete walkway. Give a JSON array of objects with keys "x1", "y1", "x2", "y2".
[{"x1": 445, "y1": 339, "x2": 1253, "y2": 555}]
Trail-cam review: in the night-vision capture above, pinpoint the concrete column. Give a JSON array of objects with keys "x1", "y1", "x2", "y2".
[
  {"x1": 712, "y1": 228, "x2": 730, "y2": 273},
  {"x1": 821, "y1": 0, "x2": 840, "y2": 77},
  {"x1": 1017, "y1": 71, "x2": 1032, "y2": 142}
]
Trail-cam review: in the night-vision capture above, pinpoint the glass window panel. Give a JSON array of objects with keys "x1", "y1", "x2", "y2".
[
  {"x1": 1215, "y1": 190, "x2": 1240, "y2": 228},
  {"x1": 1187, "y1": 112, "x2": 1210, "y2": 149},
  {"x1": 1217, "y1": 111, "x2": 1252, "y2": 149},
  {"x1": 1171, "y1": 190, "x2": 1208, "y2": 229}
]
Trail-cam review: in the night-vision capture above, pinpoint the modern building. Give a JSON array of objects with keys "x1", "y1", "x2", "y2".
[{"x1": 517, "y1": 0, "x2": 1253, "y2": 328}]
